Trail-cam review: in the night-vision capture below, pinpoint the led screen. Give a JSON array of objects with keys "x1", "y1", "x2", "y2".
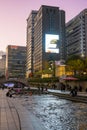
[{"x1": 45, "y1": 34, "x2": 59, "y2": 53}]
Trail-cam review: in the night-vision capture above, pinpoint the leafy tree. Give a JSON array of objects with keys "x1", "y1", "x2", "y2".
[
  {"x1": 83, "y1": 58, "x2": 87, "y2": 74},
  {"x1": 66, "y1": 55, "x2": 84, "y2": 76}
]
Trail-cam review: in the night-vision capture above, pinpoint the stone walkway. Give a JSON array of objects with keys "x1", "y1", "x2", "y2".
[
  {"x1": 48, "y1": 89, "x2": 87, "y2": 103},
  {"x1": 0, "y1": 89, "x2": 20, "y2": 130},
  {"x1": 48, "y1": 89, "x2": 87, "y2": 97}
]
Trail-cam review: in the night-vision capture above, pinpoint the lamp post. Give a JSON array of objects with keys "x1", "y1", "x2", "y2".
[{"x1": 49, "y1": 60, "x2": 55, "y2": 77}]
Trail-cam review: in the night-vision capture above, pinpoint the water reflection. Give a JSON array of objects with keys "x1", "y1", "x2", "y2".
[{"x1": 19, "y1": 95, "x2": 87, "y2": 130}]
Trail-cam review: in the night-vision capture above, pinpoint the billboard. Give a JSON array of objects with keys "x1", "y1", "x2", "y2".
[{"x1": 45, "y1": 34, "x2": 59, "y2": 53}]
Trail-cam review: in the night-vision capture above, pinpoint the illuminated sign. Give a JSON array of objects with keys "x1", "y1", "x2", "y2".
[
  {"x1": 45, "y1": 34, "x2": 59, "y2": 53},
  {"x1": 10, "y1": 45, "x2": 18, "y2": 49}
]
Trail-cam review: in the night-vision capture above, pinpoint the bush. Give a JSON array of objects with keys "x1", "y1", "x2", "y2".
[
  {"x1": 75, "y1": 75, "x2": 87, "y2": 81},
  {"x1": 28, "y1": 77, "x2": 59, "y2": 84}
]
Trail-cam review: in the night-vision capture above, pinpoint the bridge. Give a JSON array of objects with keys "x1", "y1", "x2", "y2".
[{"x1": 0, "y1": 77, "x2": 29, "y2": 88}]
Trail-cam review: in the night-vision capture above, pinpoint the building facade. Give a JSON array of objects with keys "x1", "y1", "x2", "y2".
[
  {"x1": 66, "y1": 9, "x2": 87, "y2": 58},
  {"x1": 0, "y1": 55, "x2": 6, "y2": 77},
  {"x1": 6, "y1": 45, "x2": 26, "y2": 79},
  {"x1": 26, "y1": 10, "x2": 38, "y2": 78},
  {"x1": 34, "y1": 5, "x2": 65, "y2": 74},
  {"x1": 26, "y1": 5, "x2": 65, "y2": 77}
]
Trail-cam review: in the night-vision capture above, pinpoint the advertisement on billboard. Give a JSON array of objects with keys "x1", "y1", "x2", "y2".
[{"x1": 45, "y1": 34, "x2": 59, "y2": 53}]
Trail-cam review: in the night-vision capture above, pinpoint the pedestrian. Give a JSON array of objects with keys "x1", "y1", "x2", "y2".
[
  {"x1": 79, "y1": 85, "x2": 82, "y2": 92},
  {"x1": 70, "y1": 88, "x2": 77, "y2": 97},
  {"x1": 41, "y1": 86, "x2": 44, "y2": 93},
  {"x1": 85, "y1": 88, "x2": 87, "y2": 92},
  {"x1": 45, "y1": 86, "x2": 47, "y2": 91}
]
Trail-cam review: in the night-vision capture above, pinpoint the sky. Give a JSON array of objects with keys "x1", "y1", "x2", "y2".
[{"x1": 0, "y1": 0, "x2": 87, "y2": 52}]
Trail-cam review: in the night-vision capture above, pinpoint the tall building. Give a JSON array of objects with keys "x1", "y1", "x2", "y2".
[
  {"x1": 26, "y1": 10, "x2": 38, "y2": 78},
  {"x1": 6, "y1": 45, "x2": 26, "y2": 79},
  {"x1": 26, "y1": 5, "x2": 65, "y2": 77},
  {"x1": 0, "y1": 55, "x2": 6, "y2": 77},
  {"x1": 0, "y1": 51, "x2": 6, "y2": 58},
  {"x1": 66, "y1": 9, "x2": 87, "y2": 58}
]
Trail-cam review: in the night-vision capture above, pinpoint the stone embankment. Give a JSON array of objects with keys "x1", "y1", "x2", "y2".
[{"x1": 47, "y1": 89, "x2": 87, "y2": 103}]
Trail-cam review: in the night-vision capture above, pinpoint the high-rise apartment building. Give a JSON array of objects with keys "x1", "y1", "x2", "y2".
[
  {"x1": 26, "y1": 5, "x2": 65, "y2": 77},
  {"x1": 26, "y1": 10, "x2": 38, "y2": 78},
  {"x1": 66, "y1": 9, "x2": 87, "y2": 58},
  {"x1": 6, "y1": 45, "x2": 26, "y2": 79}
]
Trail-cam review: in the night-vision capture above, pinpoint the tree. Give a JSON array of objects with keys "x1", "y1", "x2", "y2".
[
  {"x1": 83, "y1": 58, "x2": 87, "y2": 74},
  {"x1": 43, "y1": 61, "x2": 54, "y2": 75},
  {"x1": 66, "y1": 55, "x2": 84, "y2": 76}
]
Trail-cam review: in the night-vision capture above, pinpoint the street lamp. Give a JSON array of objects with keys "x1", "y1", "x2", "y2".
[{"x1": 49, "y1": 61, "x2": 55, "y2": 77}]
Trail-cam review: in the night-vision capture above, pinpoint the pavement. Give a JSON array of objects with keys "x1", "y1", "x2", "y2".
[
  {"x1": 47, "y1": 89, "x2": 87, "y2": 103},
  {"x1": 0, "y1": 88, "x2": 87, "y2": 130},
  {"x1": 48, "y1": 89, "x2": 87, "y2": 97},
  {"x1": 0, "y1": 89, "x2": 20, "y2": 130}
]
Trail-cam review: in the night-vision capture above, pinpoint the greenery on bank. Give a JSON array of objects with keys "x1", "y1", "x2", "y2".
[
  {"x1": 75, "y1": 75, "x2": 87, "y2": 81},
  {"x1": 27, "y1": 55, "x2": 87, "y2": 83},
  {"x1": 28, "y1": 77, "x2": 59, "y2": 83},
  {"x1": 66, "y1": 55, "x2": 87, "y2": 79}
]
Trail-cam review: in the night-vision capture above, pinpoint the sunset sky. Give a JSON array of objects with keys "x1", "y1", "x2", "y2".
[{"x1": 0, "y1": 0, "x2": 87, "y2": 52}]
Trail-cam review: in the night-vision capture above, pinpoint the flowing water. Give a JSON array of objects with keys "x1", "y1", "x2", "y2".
[{"x1": 18, "y1": 94, "x2": 87, "y2": 130}]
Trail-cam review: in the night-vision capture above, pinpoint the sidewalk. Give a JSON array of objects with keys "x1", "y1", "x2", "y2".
[
  {"x1": 0, "y1": 89, "x2": 46, "y2": 130},
  {"x1": 48, "y1": 89, "x2": 87, "y2": 97},
  {"x1": 0, "y1": 89, "x2": 20, "y2": 130},
  {"x1": 47, "y1": 89, "x2": 87, "y2": 103}
]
